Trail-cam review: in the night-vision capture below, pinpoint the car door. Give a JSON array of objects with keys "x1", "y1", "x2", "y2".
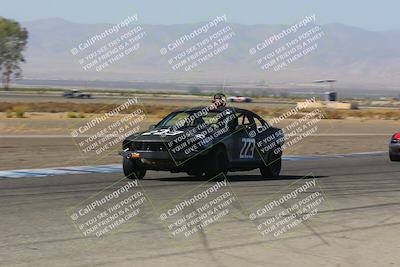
[
  {"x1": 231, "y1": 112, "x2": 259, "y2": 165},
  {"x1": 251, "y1": 114, "x2": 284, "y2": 163}
]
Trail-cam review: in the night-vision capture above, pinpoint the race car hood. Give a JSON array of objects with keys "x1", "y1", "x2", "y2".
[{"x1": 124, "y1": 127, "x2": 194, "y2": 143}]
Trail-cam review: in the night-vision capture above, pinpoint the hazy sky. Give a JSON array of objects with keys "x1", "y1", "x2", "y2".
[{"x1": 0, "y1": 0, "x2": 398, "y2": 31}]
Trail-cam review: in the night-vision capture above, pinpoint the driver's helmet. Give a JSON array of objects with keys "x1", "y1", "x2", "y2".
[{"x1": 212, "y1": 93, "x2": 226, "y2": 109}]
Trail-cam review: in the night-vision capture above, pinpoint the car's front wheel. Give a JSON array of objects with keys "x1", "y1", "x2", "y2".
[
  {"x1": 205, "y1": 146, "x2": 228, "y2": 180},
  {"x1": 260, "y1": 151, "x2": 282, "y2": 178},
  {"x1": 123, "y1": 158, "x2": 146, "y2": 179}
]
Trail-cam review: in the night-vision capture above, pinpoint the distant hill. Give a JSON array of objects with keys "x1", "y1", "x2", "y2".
[{"x1": 19, "y1": 18, "x2": 400, "y2": 89}]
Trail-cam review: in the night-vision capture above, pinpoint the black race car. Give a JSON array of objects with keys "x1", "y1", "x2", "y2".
[{"x1": 120, "y1": 105, "x2": 284, "y2": 180}]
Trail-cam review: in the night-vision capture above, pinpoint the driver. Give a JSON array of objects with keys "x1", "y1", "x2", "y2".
[{"x1": 211, "y1": 93, "x2": 226, "y2": 109}]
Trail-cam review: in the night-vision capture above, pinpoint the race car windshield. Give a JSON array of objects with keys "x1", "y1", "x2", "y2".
[{"x1": 156, "y1": 110, "x2": 224, "y2": 128}]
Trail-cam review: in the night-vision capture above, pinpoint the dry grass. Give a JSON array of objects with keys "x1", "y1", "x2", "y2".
[
  {"x1": 5, "y1": 109, "x2": 13, "y2": 118},
  {"x1": 12, "y1": 106, "x2": 26, "y2": 118},
  {"x1": 323, "y1": 109, "x2": 400, "y2": 120},
  {"x1": 3, "y1": 106, "x2": 26, "y2": 118},
  {"x1": 1, "y1": 101, "x2": 400, "y2": 120},
  {"x1": 0, "y1": 102, "x2": 190, "y2": 120},
  {"x1": 67, "y1": 112, "x2": 86, "y2": 118}
]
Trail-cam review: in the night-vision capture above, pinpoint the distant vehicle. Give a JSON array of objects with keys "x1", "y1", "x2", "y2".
[
  {"x1": 389, "y1": 133, "x2": 400, "y2": 161},
  {"x1": 63, "y1": 89, "x2": 91, "y2": 98},
  {"x1": 228, "y1": 96, "x2": 253, "y2": 103}
]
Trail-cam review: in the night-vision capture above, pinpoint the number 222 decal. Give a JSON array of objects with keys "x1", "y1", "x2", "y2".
[{"x1": 240, "y1": 138, "x2": 255, "y2": 159}]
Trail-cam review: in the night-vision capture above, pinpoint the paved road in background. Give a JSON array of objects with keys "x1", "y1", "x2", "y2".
[{"x1": 0, "y1": 92, "x2": 295, "y2": 107}]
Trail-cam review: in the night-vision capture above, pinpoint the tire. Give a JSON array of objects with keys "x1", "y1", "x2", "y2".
[
  {"x1": 205, "y1": 146, "x2": 229, "y2": 180},
  {"x1": 123, "y1": 158, "x2": 146, "y2": 179},
  {"x1": 260, "y1": 151, "x2": 282, "y2": 178},
  {"x1": 389, "y1": 153, "x2": 400, "y2": 161}
]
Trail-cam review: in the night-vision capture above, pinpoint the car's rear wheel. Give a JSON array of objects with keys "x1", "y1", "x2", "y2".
[
  {"x1": 260, "y1": 151, "x2": 282, "y2": 178},
  {"x1": 389, "y1": 153, "x2": 400, "y2": 161},
  {"x1": 205, "y1": 146, "x2": 228, "y2": 180},
  {"x1": 123, "y1": 158, "x2": 146, "y2": 179}
]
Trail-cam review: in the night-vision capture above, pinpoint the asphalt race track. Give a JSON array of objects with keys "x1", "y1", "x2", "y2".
[{"x1": 1, "y1": 154, "x2": 399, "y2": 267}]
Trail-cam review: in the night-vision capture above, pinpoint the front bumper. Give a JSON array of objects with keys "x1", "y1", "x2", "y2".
[
  {"x1": 119, "y1": 150, "x2": 206, "y2": 171},
  {"x1": 119, "y1": 150, "x2": 199, "y2": 161}
]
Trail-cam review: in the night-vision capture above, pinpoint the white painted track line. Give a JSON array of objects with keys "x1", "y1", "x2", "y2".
[{"x1": 0, "y1": 151, "x2": 387, "y2": 179}]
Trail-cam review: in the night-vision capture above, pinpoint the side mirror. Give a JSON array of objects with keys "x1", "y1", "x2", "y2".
[{"x1": 148, "y1": 124, "x2": 155, "y2": 130}]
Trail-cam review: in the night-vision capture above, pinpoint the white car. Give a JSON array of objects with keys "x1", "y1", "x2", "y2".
[{"x1": 228, "y1": 96, "x2": 253, "y2": 103}]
